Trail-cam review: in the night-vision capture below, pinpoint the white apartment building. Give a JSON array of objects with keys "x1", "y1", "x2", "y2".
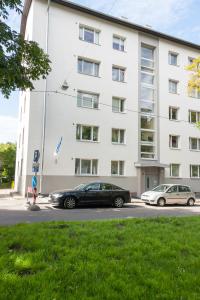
[{"x1": 15, "y1": 0, "x2": 200, "y2": 196}]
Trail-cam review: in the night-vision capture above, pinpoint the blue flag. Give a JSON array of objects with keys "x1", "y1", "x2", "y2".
[{"x1": 54, "y1": 137, "x2": 63, "y2": 156}]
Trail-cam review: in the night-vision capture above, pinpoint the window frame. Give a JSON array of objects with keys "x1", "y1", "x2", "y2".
[
  {"x1": 169, "y1": 135, "x2": 180, "y2": 149},
  {"x1": 111, "y1": 160, "x2": 125, "y2": 176},
  {"x1": 188, "y1": 110, "x2": 200, "y2": 123},
  {"x1": 168, "y1": 51, "x2": 178, "y2": 66},
  {"x1": 77, "y1": 91, "x2": 99, "y2": 109},
  {"x1": 78, "y1": 58, "x2": 100, "y2": 77},
  {"x1": 75, "y1": 158, "x2": 98, "y2": 176},
  {"x1": 112, "y1": 66, "x2": 126, "y2": 82},
  {"x1": 113, "y1": 35, "x2": 125, "y2": 52},
  {"x1": 169, "y1": 79, "x2": 178, "y2": 94},
  {"x1": 76, "y1": 124, "x2": 99, "y2": 142},
  {"x1": 189, "y1": 137, "x2": 200, "y2": 151},
  {"x1": 111, "y1": 128, "x2": 125, "y2": 144},
  {"x1": 79, "y1": 25, "x2": 100, "y2": 45},
  {"x1": 190, "y1": 165, "x2": 200, "y2": 178},
  {"x1": 169, "y1": 106, "x2": 179, "y2": 121},
  {"x1": 170, "y1": 164, "x2": 180, "y2": 177},
  {"x1": 112, "y1": 97, "x2": 125, "y2": 113}
]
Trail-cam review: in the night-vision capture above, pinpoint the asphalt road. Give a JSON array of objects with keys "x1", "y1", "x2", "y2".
[{"x1": 1, "y1": 202, "x2": 200, "y2": 225}]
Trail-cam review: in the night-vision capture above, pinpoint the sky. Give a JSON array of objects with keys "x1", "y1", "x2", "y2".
[{"x1": 1, "y1": 0, "x2": 200, "y2": 143}]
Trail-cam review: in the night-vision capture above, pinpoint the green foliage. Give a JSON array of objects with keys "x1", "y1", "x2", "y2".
[
  {"x1": 0, "y1": 0, "x2": 51, "y2": 98},
  {"x1": 1, "y1": 217, "x2": 200, "y2": 299},
  {"x1": 186, "y1": 57, "x2": 200, "y2": 91},
  {"x1": 0, "y1": 143, "x2": 16, "y2": 181}
]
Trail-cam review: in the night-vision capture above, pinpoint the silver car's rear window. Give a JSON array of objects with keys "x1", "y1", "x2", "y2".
[{"x1": 152, "y1": 185, "x2": 170, "y2": 192}]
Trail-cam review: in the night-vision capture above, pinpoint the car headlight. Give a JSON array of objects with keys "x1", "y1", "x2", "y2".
[{"x1": 52, "y1": 193, "x2": 62, "y2": 199}]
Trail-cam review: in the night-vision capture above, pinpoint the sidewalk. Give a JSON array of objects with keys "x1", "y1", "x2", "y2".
[{"x1": 0, "y1": 195, "x2": 50, "y2": 211}]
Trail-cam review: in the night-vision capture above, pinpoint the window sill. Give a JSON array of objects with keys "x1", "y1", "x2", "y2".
[
  {"x1": 169, "y1": 176, "x2": 181, "y2": 179},
  {"x1": 112, "y1": 142, "x2": 126, "y2": 145},
  {"x1": 113, "y1": 48, "x2": 127, "y2": 53},
  {"x1": 169, "y1": 119, "x2": 180, "y2": 122},
  {"x1": 189, "y1": 149, "x2": 200, "y2": 152},
  {"x1": 76, "y1": 140, "x2": 100, "y2": 143},
  {"x1": 78, "y1": 72, "x2": 101, "y2": 78},
  {"x1": 112, "y1": 111, "x2": 126, "y2": 114},
  {"x1": 112, "y1": 80, "x2": 126, "y2": 83},
  {"x1": 169, "y1": 147, "x2": 181, "y2": 150},
  {"x1": 77, "y1": 106, "x2": 100, "y2": 110},
  {"x1": 169, "y1": 92, "x2": 179, "y2": 95},
  {"x1": 75, "y1": 174, "x2": 99, "y2": 177},
  {"x1": 169, "y1": 63, "x2": 180, "y2": 67},
  {"x1": 111, "y1": 175, "x2": 125, "y2": 177},
  {"x1": 190, "y1": 177, "x2": 200, "y2": 179},
  {"x1": 79, "y1": 38, "x2": 101, "y2": 46}
]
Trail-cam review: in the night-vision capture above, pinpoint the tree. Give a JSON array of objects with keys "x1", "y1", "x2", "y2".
[
  {"x1": 187, "y1": 57, "x2": 200, "y2": 128},
  {"x1": 0, "y1": 143, "x2": 16, "y2": 181},
  {"x1": 0, "y1": 0, "x2": 51, "y2": 98},
  {"x1": 187, "y1": 57, "x2": 200, "y2": 91}
]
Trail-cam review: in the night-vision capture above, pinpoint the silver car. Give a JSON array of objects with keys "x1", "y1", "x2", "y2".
[{"x1": 141, "y1": 184, "x2": 195, "y2": 206}]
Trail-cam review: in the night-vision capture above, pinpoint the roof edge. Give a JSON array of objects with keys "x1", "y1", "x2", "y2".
[{"x1": 21, "y1": 0, "x2": 200, "y2": 51}]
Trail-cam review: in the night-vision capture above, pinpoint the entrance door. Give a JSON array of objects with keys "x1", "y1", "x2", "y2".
[{"x1": 145, "y1": 174, "x2": 159, "y2": 191}]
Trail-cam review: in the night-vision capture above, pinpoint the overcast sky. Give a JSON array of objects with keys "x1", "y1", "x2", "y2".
[{"x1": 0, "y1": 0, "x2": 200, "y2": 142}]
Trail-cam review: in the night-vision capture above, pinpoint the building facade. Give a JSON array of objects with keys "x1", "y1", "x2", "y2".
[{"x1": 15, "y1": 0, "x2": 200, "y2": 196}]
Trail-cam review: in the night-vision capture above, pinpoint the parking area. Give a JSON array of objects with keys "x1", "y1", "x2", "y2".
[{"x1": 0, "y1": 196, "x2": 200, "y2": 225}]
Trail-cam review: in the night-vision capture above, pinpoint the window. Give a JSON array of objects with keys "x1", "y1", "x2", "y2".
[
  {"x1": 76, "y1": 125, "x2": 99, "y2": 142},
  {"x1": 111, "y1": 161, "x2": 124, "y2": 176},
  {"x1": 78, "y1": 58, "x2": 99, "y2": 77},
  {"x1": 188, "y1": 88, "x2": 200, "y2": 99},
  {"x1": 141, "y1": 145, "x2": 155, "y2": 159},
  {"x1": 101, "y1": 183, "x2": 113, "y2": 190},
  {"x1": 141, "y1": 45, "x2": 154, "y2": 68},
  {"x1": 168, "y1": 52, "x2": 178, "y2": 66},
  {"x1": 141, "y1": 86, "x2": 154, "y2": 101},
  {"x1": 189, "y1": 137, "x2": 200, "y2": 150},
  {"x1": 113, "y1": 35, "x2": 125, "y2": 51},
  {"x1": 112, "y1": 129, "x2": 125, "y2": 144},
  {"x1": 141, "y1": 116, "x2": 155, "y2": 130},
  {"x1": 140, "y1": 100, "x2": 154, "y2": 113},
  {"x1": 190, "y1": 165, "x2": 200, "y2": 178},
  {"x1": 188, "y1": 57, "x2": 194, "y2": 65},
  {"x1": 141, "y1": 131, "x2": 154, "y2": 143},
  {"x1": 167, "y1": 185, "x2": 178, "y2": 193},
  {"x1": 77, "y1": 91, "x2": 99, "y2": 109},
  {"x1": 188, "y1": 110, "x2": 200, "y2": 123},
  {"x1": 85, "y1": 183, "x2": 100, "y2": 190},
  {"x1": 75, "y1": 159, "x2": 98, "y2": 175},
  {"x1": 112, "y1": 66, "x2": 125, "y2": 82},
  {"x1": 170, "y1": 164, "x2": 180, "y2": 177},
  {"x1": 179, "y1": 185, "x2": 191, "y2": 192},
  {"x1": 112, "y1": 97, "x2": 125, "y2": 113},
  {"x1": 169, "y1": 135, "x2": 179, "y2": 149},
  {"x1": 79, "y1": 25, "x2": 99, "y2": 44},
  {"x1": 169, "y1": 107, "x2": 179, "y2": 120},
  {"x1": 169, "y1": 80, "x2": 178, "y2": 94},
  {"x1": 141, "y1": 72, "x2": 154, "y2": 85}
]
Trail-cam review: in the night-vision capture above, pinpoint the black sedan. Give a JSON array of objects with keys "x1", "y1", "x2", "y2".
[{"x1": 49, "y1": 182, "x2": 131, "y2": 209}]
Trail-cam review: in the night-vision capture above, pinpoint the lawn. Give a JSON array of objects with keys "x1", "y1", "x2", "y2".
[{"x1": 1, "y1": 217, "x2": 200, "y2": 300}]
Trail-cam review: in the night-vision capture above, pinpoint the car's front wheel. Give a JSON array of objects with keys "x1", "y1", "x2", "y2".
[
  {"x1": 63, "y1": 197, "x2": 76, "y2": 209},
  {"x1": 187, "y1": 198, "x2": 195, "y2": 206},
  {"x1": 157, "y1": 198, "x2": 165, "y2": 207},
  {"x1": 114, "y1": 197, "x2": 124, "y2": 208}
]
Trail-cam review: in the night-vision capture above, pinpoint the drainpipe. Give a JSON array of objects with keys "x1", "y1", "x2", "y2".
[{"x1": 39, "y1": 0, "x2": 50, "y2": 194}]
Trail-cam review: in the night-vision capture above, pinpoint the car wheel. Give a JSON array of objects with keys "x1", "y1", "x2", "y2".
[
  {"x1": 157, "y1": 198, "x2": 165, "y2": 207},
  {"x1": 114, "y1": 197, "x2": 124, "y2": 208},
  {"x1": 63, "y1": 197, "x2": 76, "y2": 209},
  {"x1": 187, "y1": 198, "x2": 195, "y2": 206}
]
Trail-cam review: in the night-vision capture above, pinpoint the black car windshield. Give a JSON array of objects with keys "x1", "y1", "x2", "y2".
[
  {"x1": 152, "y1": 185, "x2": 170, "y2": 192},
  {"x1": 74, "y1": 184, "x2": 87, "y2": 191}
]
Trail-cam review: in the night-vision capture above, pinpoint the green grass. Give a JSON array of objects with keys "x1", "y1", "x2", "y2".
[{"x1": 1, "y1": 217, "x2": 200, "y2": 300}]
